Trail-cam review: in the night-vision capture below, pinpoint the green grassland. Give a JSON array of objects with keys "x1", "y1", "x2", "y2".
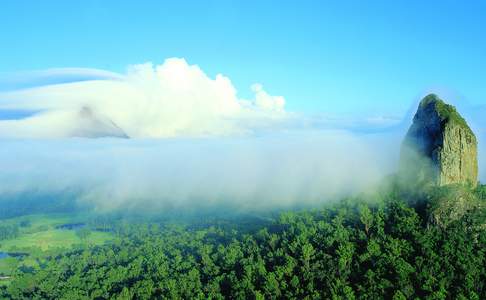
[
  {"x1": 1, "y1": 213, "x2": 85, "y2": 233},
  {"x1": 0, "y1": 229, "x2": 113, "y2": 252},
  {"x1": 0, "y1": 213, "x2": 115, "y2": 283},
  {"x1": 0, "y1": 213, "x2": 114, "y2": 252},
  {"x1": 0, "y1": 257, "x2": 17, "y2": 279}
]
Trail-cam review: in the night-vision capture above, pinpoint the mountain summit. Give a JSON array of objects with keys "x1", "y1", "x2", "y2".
[{"x1": 400, "y1": 94, "x2": 478, "y2": 187}]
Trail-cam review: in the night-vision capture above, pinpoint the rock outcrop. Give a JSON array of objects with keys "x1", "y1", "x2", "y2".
[
  {"x1": 400, "y1": 94, "x2": 478, "y2": 187},
  {"x1": 427, "y1": 185, "x2": 484, "y2": 228}
]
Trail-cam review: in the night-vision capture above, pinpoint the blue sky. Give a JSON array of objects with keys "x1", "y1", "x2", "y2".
[{"x1": 1, "y1": 0, "x2": 486, "y2": 118}]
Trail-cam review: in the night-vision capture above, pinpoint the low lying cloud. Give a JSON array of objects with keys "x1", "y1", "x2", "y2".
[{"x1": 0, "y1": 132, "x2": 400, "y2": 212}]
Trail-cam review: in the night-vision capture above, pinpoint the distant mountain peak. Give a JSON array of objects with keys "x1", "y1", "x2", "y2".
[{"x1": 71, "y1": 106, "x2": 129, "y2": 139}]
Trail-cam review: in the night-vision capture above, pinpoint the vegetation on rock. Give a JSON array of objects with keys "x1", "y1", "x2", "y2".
[{"x1": 419, "y1": 94, "x2": 472, "y2": 133}]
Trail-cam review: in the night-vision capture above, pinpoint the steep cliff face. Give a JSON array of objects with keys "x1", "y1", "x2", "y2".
[
  {"x1": 400, "y1": 94, "x2": 478, "y2": 187},
  {"x1": 439, "y1": 121, "x2": 477, "y2": 185}
]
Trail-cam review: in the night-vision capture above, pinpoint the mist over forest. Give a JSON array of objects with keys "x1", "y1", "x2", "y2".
[{"x1": 0, "y1": 132, "x2": 401, "y2": 214}]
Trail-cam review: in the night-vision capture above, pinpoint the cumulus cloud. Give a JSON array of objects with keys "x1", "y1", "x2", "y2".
[
  {"x1": 0, "y1": 58, "x2": 287, "y2": 138},
  {"x1": 250, "y1": 83, "x2": 285, "y2": 112}
]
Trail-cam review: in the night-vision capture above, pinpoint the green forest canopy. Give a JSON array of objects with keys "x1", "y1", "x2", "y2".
[{"x1": 1, "y1": 182, "x2": 485, "y2": 299}]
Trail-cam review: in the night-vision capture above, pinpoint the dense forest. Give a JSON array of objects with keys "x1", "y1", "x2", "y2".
[{"x1": 1, "y1": 183, "x2": 485, "y2": 299}]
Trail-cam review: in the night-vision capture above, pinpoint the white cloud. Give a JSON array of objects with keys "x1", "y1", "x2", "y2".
[
  {"x1": 251, "y1": 83, "x2": 285, "y2": 112},
  {"x1": 0, "y1": 58, "x2": 287, "y2": 138}
]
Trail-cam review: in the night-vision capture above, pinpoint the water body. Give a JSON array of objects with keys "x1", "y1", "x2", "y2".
[
  {"x1": 8, "y1": 252, "x2": 27, "y2": 258},
  {"x1": 0, "y1": 252, "x2": 8, "y2": 259},
  {"x1": 56, "y1": 223, "x2": 86, "y2": 230}
]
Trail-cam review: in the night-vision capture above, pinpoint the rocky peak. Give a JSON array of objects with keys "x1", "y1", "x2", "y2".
[{"x1": 400, "y1": 94, "x2": 478, "y2": 187}]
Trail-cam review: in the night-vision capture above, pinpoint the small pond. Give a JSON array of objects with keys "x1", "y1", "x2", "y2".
[
  {"x1": 56, "y1": 223, "x2": 86, "y2": 230},
  {"x1": 0, "y1": 252, "x2": 8, "y2": 260}
]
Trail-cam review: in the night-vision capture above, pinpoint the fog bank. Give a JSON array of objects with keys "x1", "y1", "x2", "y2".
[{"x1": 0, "y1": 131, "x2": 400, "y2": 211}]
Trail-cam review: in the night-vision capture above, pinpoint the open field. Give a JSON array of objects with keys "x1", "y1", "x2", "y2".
[
  {"x1": 0, "y1": 257, "x2": 17, "y2": 277},
  {"x1": 0, "y1": 213, "x2": 115, "y2": 286},
  {"x1": 0, "y1": 213, "x2": 88, "y2": 232},
  {"x1": 0, "y1": 213, "x2": 114, "y2": 253},
  {"x1": 0, "y1": 229, "x2": 113, "y2": 252}
]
